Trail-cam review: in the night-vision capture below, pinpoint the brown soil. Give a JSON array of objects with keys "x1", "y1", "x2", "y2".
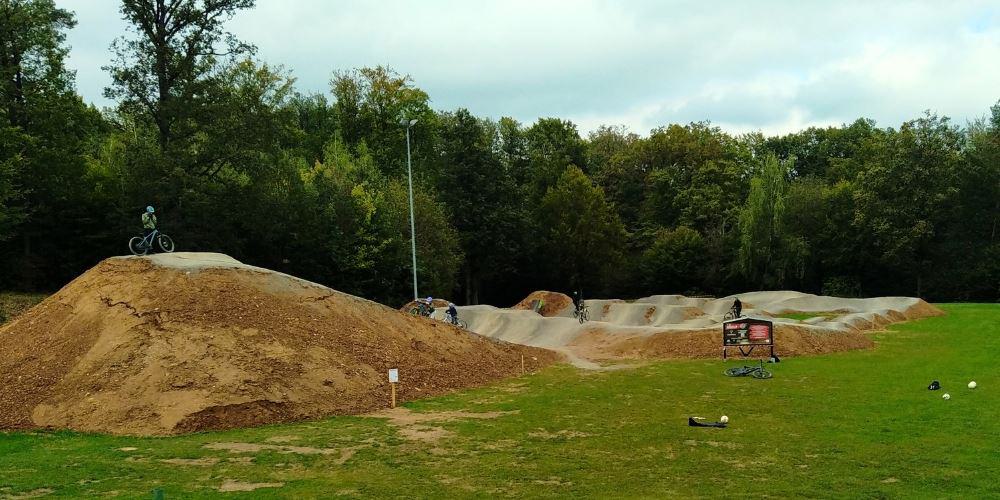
[
  {"x1": 368, "y1": 407, "x2": 518, "y2": 443},
  {"x1": 569, "y1": 323, "x2": 875, "y2": 361},
  {"x1": 511, "y1": 291, "x2": 573, "y2": 317},
  {"x1": 0, "y1": 255, "x2": 559, "y2": 436},
  {"x1": 399, "y1": 298, "x2": 451, "y2": 312}
]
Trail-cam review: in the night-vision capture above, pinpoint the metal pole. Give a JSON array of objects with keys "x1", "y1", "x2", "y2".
[{"x1": 406, "y1": 125, "x2": 418, "y2": 300}]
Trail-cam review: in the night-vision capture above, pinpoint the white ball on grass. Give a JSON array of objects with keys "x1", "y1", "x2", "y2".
[
  {"x1": 720, "y1": 415, "x2": 729, "y2": 423},
  {"x1": 942, "y1": 393, "x2": 951, "y2": 400},
  {"x1": 968, "y1": 381, "x2": 977, "y2": 389}
]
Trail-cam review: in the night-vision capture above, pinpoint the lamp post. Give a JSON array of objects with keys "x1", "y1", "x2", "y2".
[{"x1": 402, "y1": 118, "x2": 419, "y2": 300}]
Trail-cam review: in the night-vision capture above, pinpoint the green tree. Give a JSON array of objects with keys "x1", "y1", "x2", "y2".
[
  {"x1": 639, "y1": 226, "x2": 707, "y2": 295},
  {"x1": 525, "y1": 117, "x2": 586, "y2": 199},
  {"x1": 105, "y1": 0, "x2": 256, "y2": 174},
  {"x1": 330, "y1": 66, "x2": 436, "y2": 178},
  {"x1": 437, "y1": 109, "x2": 528, "y2": 304},
  {"x1": 0, "y1": 0, "x2": 105, "y2": 289},
  {"x1": 853, "y1": 112, "x2": 962, "y2": 296},
  {"x1": 536, "y1": 166, "x2": 626, "y2": 293},
  {"x1": 587, "y1": 125, "x2": 648, "y2": 228},
  {"x1": 739, "y1": 153, "x2": 806, "y2": 288}
]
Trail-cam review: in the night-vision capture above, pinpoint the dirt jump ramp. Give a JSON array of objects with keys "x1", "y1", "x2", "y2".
[
  {"x1": 0, "y1": 253, "x2": 558, "y2": 436},
  {"x1": 447, "y1": 291, "x2": 943, "y2": 367}
]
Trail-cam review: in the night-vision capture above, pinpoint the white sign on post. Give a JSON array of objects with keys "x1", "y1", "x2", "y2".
[{"x1": 388, "y1": 368, "x2": 399, "y2": 383}]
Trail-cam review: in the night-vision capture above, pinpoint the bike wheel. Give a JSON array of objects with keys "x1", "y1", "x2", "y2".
[
  {"x1": 129, "y1": 237, "x2": 148, "y2": 256},
  {"x1": 409, "y1": 307, "x2": 421, "y2": 316},
  {"x1": 457, "y1": 319, "x2": 468, "y2": 329},
  {"x1": 724, "y1": 366, "x2": 746, "y2": 377},
  {"x1": 723, "y1": 311, "x2": 735, "y2": 321},
  {"x1": 751, "y1": 368, "x2": 773, "y2": 379},
  {"x1": 158, "y1": 234, "x2": 175, "y2": 253}
]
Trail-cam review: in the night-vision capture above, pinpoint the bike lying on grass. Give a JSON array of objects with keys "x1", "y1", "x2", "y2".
[
  {"x1": 128, "y1": 229, "x2": 175, "y2": 256},
  {"x1": 723, "y1": 359, "x2": 773, "y2": 379}
]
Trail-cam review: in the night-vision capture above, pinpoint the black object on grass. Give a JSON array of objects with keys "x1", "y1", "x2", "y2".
[
  {"x1": 928, "y1": 380, "x2": 941, "y2": 390},
  {"x1": 688, "y1": 417, "x2": 727, "y2": 428}
]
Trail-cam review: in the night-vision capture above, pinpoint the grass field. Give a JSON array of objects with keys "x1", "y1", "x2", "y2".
[{"x1": 1, "y1": 304, "x2": 997, "y2": 498}]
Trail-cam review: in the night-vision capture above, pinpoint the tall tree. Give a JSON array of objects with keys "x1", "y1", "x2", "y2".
[
  {"x1": 330, "y1": 66, "x2": 436, "y2": 178},
  {"x1": 0, "y1": 0, "x2": 103, "y2": 290},
  {"x1": 536, "y1": 166, "x2": 627, "y2": 293},
  {"x1": 525, "y1": 117, "x2": 586, "y2": 199},
  {"x1": 853, "y1": 112, "x2": 962, "y2": 296},
  {"x1": 739, "y1": 153, "x2": 806, "y2": 288},
  {"x1": 437, "y1": 109, "x2": 527, "y2": 304},
  {"x1": 105, "y1": 0, "x2": 256, "y2": 175}
]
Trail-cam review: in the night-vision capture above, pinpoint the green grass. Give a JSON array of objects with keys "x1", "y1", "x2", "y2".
[
  {"x1": 0, "y1": 292, "x2": 46, "y2": 324},
  {"x1": 1, "y1": 304, "x2": 997, "y2": 498},
  {"x1": 778, "y1": 311, "x2": 839, "y2": 321}
]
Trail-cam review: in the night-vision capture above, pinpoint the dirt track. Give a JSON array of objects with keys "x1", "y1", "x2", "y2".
[{"x1": 443, "y1": 291, "x2": 943, "y2": 367}]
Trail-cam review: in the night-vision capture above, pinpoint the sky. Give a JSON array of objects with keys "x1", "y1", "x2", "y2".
[{"x1": 61, "y1": 0, "x2": 1000, "y2": 137}]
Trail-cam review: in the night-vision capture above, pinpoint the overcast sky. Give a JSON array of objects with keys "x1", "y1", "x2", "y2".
[{"x1": 61, "y1": 0, "x2": 1000, "y2": 136}]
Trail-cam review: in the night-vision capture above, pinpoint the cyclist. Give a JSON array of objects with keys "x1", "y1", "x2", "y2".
[
  {"x1": 732, "y1": 297, "x2": 743, "y2": 318},
  {"x1": 446, "y1": 302, "x2": 459, "y2": 324},
  {"x1": 421, "y1": 296, "x2": 435, "y2": 317},
  {"x1": 141, "y1": 206, "x2": 157, "y2": 239}
]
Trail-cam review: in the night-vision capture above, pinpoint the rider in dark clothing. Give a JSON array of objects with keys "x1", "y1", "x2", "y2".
[
  {"x1": 446, "y1": 302, "x2": 458, "y2": 323},
  {"x1": 141, "y1": 206, "x2": 156, "y2": 238},
  {"x1": 733, "y1": 297, "x2": 743, "y2": 317}
]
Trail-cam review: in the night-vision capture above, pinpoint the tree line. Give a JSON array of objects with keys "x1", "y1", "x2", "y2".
[{"x1": 1, "y1": 0, "x2": 997, "y2": 306}]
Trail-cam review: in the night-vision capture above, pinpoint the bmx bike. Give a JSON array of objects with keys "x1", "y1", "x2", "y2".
[{"x1": 573, "y1": 303, "x2": 589, "y2": 324}]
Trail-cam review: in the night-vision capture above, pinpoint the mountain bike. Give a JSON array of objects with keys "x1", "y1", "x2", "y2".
[
  {"x1": 128, "y1": 229, "x2": 175, "y2": 256},
  {"x1": 409, "y1": 303, "x2": 433, "y2": 317},
  {"x1": 723, "y1": 306, "x2": 742, "y2": 321},
  {"x1": 573, "y1": 303, "x2": 589, "y2": 324},
  {"x1": 723, "y1": 359, "x2": 773, "y2": 379},
  {"x1": 444, "y1": 313, "x2": 468, "y2": 329}
]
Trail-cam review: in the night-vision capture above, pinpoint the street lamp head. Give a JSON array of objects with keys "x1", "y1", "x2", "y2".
[
  {"x1": 408, "y1": 118, "x2": 418, "y2": 126},
  {"x1": 400, "y1": 118, "x2": 418, "y2": 127}
]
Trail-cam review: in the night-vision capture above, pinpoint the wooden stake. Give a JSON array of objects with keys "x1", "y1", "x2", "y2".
[
  {"x1": 521, "y1": 354, "x2": 525, "y2": 374},
  {"x1": 391, "y1": 383, "x2": 397, "y2": 408}
]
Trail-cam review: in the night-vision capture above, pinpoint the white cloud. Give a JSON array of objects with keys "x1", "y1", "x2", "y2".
[{"x1": 60, "y1": 0, "x2": 1000, "y2": 136}]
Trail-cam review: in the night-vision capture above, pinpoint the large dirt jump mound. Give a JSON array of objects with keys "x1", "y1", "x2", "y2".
[{"x1": 0, "y1": 253, "x2": 558, "y2": 436}]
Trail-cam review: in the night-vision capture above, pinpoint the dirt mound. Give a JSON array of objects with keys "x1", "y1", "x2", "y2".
[
  {"x1": 0, "y1": 253, "x2": 559, "y2": 436},
  {"x1": 512, "y1": 291, "x2": 573, "y2": 317},
  {"x1": 399, "y1": 298, "x2": 451, "y2": 312},
  {"x1": 568, "y1": 324, "x2": 874, "y2": 361}
]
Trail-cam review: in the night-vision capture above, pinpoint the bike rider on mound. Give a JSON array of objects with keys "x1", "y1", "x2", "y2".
[
  {"x1": 142, "y1": 206, "x2": 157, "y2": 238},
  {"x1": 421, "y1": 296, "x2": 435, "y2": 316},
  {"x1": 446, "y1": 302, "x2": 459, "y2": 324},
  {"x1": 732, "y1": 297, "x2": 742, "y2": 318}
]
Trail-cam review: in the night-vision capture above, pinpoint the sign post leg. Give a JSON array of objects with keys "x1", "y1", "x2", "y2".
[{"x1": 391, "y1": 383, "x2": 396, "y2": 408}]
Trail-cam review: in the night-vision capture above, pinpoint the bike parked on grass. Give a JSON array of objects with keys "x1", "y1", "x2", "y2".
[
  {"x1": 723, "y1": 359, "x2": 773, "y2": 379},
  {"x1": 128, "y1": 229, "x2": 175, "y2": 256}
]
